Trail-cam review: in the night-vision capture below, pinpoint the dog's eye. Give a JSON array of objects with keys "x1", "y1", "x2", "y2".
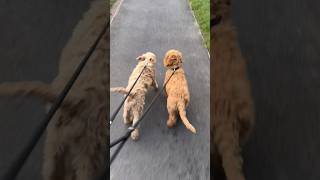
[{"x1": 149, "y1": 58, "x2": 152, "y2": 60}]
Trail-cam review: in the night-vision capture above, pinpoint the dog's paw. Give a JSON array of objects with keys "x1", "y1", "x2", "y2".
[
  {"x1": 167, "y1": 120, "x2": 176, "y2": 128},
  {"x1": 131, "y1": 129, "x2": 139, "y2": 140},
  {"x1": 123, "y1": 118, "x2": 131, "y2": 124},
  {"x1": 154, "y1": 84, "x2": 159, "y2": 91},
  {"x1": 123, "y1": 116, "x2": 132, "y2": 124}
]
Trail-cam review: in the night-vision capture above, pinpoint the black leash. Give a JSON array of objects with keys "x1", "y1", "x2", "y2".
[
  {"x1": 1, "y1": 22, "x2": 108, "y2": 180},
  {"x1": 109, "y1": 64, "x2": 147, "y2": 125},
  {"x1": 109, "y1": 68, "x2": 176, "y2": 165}
]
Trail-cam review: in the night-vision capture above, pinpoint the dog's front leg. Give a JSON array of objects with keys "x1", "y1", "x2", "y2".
[
  {"x1": 123, "y1": 100, "x2": 133, "y2": 124},
  {"x1": 152, "y1": 78, "x2": 159, "y2": 91}
]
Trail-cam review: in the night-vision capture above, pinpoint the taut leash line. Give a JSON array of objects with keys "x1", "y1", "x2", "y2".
[{"x1": 109, "y1": 64, "x2": 147, "y2": 125}]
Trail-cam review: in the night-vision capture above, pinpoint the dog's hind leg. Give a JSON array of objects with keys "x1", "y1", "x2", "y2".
[
  {"x1": 166, "y1": 100, "x2": 178, "y2": 129},
  {"x1": 214, "y1": 119, "x2": 245, "y2": 180},
  {"x1": 152, "y1": 78, "x2": 159, "y2": 91},
  {"x1": 123, "y1": 100, "x2": 132, "y2": 124},
  {"x1": 131, "y1": 110, "x2": 141, "y2": 140},
  {"x1": 236, "y1": 99, "x2": 254, "y2": 146}
]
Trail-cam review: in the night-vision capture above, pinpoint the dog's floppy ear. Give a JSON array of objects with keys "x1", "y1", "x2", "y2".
[
  {"x1": 177, "y1": 51, "x2": 183, "y2": 63},
  {"x1": 150, "y1": 56, "x2": 156, "y2": 63},
  {"x1": 136, "y1": 54, "x2": 145, "y2": 61},
  {"x1": 163, "y1": 52, "x2": 170, "y2": 67}
]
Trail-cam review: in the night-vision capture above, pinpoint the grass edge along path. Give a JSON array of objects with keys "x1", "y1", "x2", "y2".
[{"x1": 189, "y1": 0, "x2": 210, "y2": 49}]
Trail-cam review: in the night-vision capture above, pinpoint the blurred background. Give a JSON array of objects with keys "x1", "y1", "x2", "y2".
[
  {"x1": 0, "y1": 0, "x2": 91, "y2": 179},
  {"x1": 2, "y1": 0, "x2": 320, "y2": 179},
  {"x1": 232, "y1": 0, "x2": 320, "y2": 179}
]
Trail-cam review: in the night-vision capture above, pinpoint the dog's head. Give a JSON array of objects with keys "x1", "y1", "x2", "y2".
[
  {"x1": 163, "y1": 49, "x2": 183, "y2": 69},
  {"x1": 212, "y1": 0, "x2": 231, "y2": 26},
  {"x1": 136, "y1": 52, "x2": 157, "y2": 67}
]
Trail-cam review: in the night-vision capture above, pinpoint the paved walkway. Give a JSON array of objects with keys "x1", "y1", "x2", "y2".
[{"x1": 110, "y1": 0, "x2": 210, "y2": 179}]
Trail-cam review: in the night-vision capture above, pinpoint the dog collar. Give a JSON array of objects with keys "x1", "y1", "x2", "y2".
[{"x1": 171, "y1": 67, "x2": 179, "y2": 71}]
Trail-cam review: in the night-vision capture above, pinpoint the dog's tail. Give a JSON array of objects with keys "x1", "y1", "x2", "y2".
[
  {"x1": 0, "y1": 81, "x2": 59, "y2": 103},
  {"x1": 177, "y1": 101, "x2": 196, "y2": 134},
  {"x1": 110, "y1": 87, "x2": 129, "y2": 94}
]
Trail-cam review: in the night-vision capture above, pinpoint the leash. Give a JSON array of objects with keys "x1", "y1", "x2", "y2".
[
  {"x1": 109, "y1": 68, "x2": 177, "y2": 166},
  {"x1": 109, "y1": 64, "x2": 147, "y2": 125},
  {"x1": 1, "y1": 22, "x2": 108, "y2": 180}
]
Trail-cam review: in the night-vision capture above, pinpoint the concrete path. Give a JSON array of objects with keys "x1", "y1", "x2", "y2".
[
  {"x1": 110, "y1": 0, "x2": 210, "y2": 179},
  {"x1": 0, "y1": 1, "x2": 90, "y2": 179},
  {"x1": 232, "y1": 0, "x2": 320, "y2": 180}
]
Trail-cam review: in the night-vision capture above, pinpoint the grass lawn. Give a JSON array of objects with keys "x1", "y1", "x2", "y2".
[
  {"x1": 110, "y1": 0, "x2": 117, "y2": 7},
  {"x1": 189, "y1": 0, "x2": 210, "y2": 49}
]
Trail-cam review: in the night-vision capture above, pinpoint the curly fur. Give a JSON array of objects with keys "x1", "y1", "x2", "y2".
[
  {"x1": 0, "y1": 1, "x2": 107, "y2": 179},
  {"x1": 163, "y1": 49, "x2": 196, "y2": 134},
  {"x1": 110, "y1": 52, "x2": 158, "y2": 140},
  {"x1": 211, "y1": 0, "x2": 255, "y2": 180}
]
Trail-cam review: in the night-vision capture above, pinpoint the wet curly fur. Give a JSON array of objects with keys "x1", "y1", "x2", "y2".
[
  {"x1": 110, "y1": 52, "x2": 158, "y2": 140},
  {"x1": 163, "y1": 49, "x2": 196, "y2": 134},
  {"x1": 211, "y1": 0, "x2": 255, "y2": 180},
  {"x1": 0, "y1": 1, "x2": 107, "y2": 179}
]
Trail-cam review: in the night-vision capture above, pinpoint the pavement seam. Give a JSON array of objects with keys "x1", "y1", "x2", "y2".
[
  {"x1": 110, "y1": 0, "x2": 124, "y2": 24},
  {"x1": 187, "y1": 0, "x2": 211, "y2": 59}
]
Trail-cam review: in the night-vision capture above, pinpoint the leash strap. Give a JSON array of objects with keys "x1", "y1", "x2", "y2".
[{"x1": 109, "y1": 64, "x2": 147, "y2": 125}]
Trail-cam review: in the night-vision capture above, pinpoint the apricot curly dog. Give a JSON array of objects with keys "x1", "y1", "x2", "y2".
[
  {"x1": 212, "y1": 0, "x2": 255, "y2": 180},
  {"x1": 163, "y1": 49, "x2": 196, "y2": 134}
]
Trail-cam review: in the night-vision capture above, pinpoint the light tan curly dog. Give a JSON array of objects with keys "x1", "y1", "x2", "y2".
[
  {"x1": 211, "y1": 0, "x2": 255, "y2": 180},
  {"x1": 163, "y1": 49, "x2": 196, "y2": 134},
  {"x1": 0, "y1": 1, "x2": 107, "y2": 179},
  {"x1": 111, "y1": 52, "x2": 158, "y2": 140}
]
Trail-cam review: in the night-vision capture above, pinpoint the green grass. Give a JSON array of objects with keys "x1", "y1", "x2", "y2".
[
  {"x1": 110, "y1": 0, "x2": 117, "y2": 7},
  {"x1": 189, "y1": 0, "x2": 210, "y2": 49}
]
